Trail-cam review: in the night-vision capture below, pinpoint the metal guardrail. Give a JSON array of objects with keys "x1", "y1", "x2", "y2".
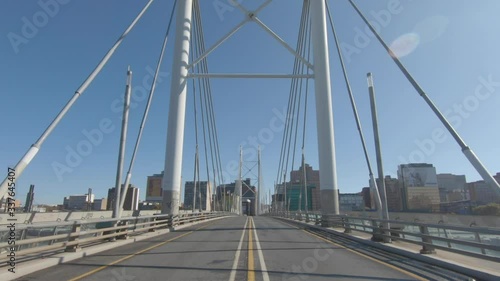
[
  {"x1": 0, "y1": 211, "x2": 232, "y2": 262},
  {"x1": 273, "y1": 211, "x2": 500, "y2": 262}
]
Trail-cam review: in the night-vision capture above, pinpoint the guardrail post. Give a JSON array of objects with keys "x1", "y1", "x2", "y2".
[
  {"x1": 48, "y1": 226, "x2": 58, "y2": 245},
  {"x1": 474, "y1": 231, "x2": 487, "y2": 255},
  {"x1": 321, "y1": 214, "x2": 327, "y2": 227},
  {"x1": 321, "y1": 214, "x2": 330, "y2": 227},
  {"x1": 169, "y1": 214, "x2": 175, "y2": 227},
  {"x1": 148, "y1": 216, "x2": 157, "y2": 232},
  {"x1": 439, "y1": 227, "x2": 451, "y2": 248},
  {"x1": 65, "y1": 222, "x2": 81, "y2": 252},
  {"x1": 16, "y1": 228, "x2": 28, "y2": 251},
  {"x1": 343, "y1": 216, "x2": 352, "y2": 233},
  {"x1": 116, "y1": 220, "x2": 129, "y2": 240},
  {"x1": 371, "y1": 219, "x2": 384, "y2": 242},
  {"x1": 419, "y1": 225, "x2": 436, "y2": 254}
]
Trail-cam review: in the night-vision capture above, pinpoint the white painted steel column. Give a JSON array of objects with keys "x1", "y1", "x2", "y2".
[
  {"x1": 310, "y1": 0, "x2": 339, "y2": 215},
  {"x1": 114, "y1": 67, "x2": 132, "y2": 219},
  {"x1": 257, "y1": 146, "x2": 262, "y2": 216},
  {"x1": 0, "y1": 0, "x2": 154, "y2": 201},
  {"x1": 238, "y1": 146, "x2": 243, "y2": 215},
  {"x1": 162, "y1": 0, "x2": 193, "y2": 215}
]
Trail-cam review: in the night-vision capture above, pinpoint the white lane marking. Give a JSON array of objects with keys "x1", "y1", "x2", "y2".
[
  {"x1": 229, "y1": 217, "x2": 249, "y2": 281},
  {"x1": 252, "y1": 217, "x2": 270, "y2": 281}
]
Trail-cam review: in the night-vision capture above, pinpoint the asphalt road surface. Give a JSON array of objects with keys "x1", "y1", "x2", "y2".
[{"x1": 14, "y1": 216, "x2": 472, "y2": 281}]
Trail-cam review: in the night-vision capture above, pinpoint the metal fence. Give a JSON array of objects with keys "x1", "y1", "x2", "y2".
[
  {"x1": 0, "y1": 211, "x2": 232, "y2": 263},
  {"x1": 274, "y1": 211, "x2": 500, "y2": 262}
]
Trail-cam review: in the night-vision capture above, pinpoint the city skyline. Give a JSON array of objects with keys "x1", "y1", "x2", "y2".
[{"x1": 12, "y1": 162, "x2": 500, "y2": 207}]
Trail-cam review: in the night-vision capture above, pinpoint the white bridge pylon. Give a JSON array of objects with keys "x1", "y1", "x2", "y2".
[{"x1": 161, "y1": 0, "x2": 340, "y2": 215}]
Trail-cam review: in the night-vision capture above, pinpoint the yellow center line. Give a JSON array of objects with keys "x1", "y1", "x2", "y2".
[
  {"x1": 303, "y1": 229, "x2": 427, "y2": 281},
  {"x1": 68, "y1": 222, "x2": 215, "y2": 281},
  {"x1": 247, "y1": 217, "x2": 255, "y2": 281}
]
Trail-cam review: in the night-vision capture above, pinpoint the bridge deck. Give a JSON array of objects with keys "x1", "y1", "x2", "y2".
[{"x1": 15, "y1": 217, "x2": 472, "y2": 281}]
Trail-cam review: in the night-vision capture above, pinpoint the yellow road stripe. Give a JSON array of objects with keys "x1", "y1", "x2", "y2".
[
  {"x1": 68, "y1": 222, "x2": 215, "y2": 281},
  {"x1": 303, "y1": 229, "x2": 427, "y2": 281},
  {"x1": 252, "y1": 217, "x2": 270, "y2": 281},
  {"x1": 247, "y1": 217, "x2": 255, "y2": 281}
]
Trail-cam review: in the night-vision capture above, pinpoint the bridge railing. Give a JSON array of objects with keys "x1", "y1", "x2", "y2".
[
  {"x1": 0, "y1": 211, "x2": 232, "y2": 263},
  {"x1": 273, "y1": 211, "x2": 500, "y2": 262}
]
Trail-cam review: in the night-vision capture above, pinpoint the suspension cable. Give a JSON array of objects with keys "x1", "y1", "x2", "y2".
[
  {"x1": 195, "y1": 0, "x2": 223, "y2": 207},
  {"x1": 119, "y1": 0, "x2": 177, "y2": 214},
  {"x1": 291, "y1": 2, "x2": 311, "y2": 213},
  {"x1": 325, "y1": 1, "x2": 375, "y2": 177},
  {"x1": 190, "y1": 0, "x2": 225, "y2": 211},
  {"x1": 300, "y1": 8, "x2": 312, "y2": 214},
  {"x1": 275, "y1": 1, "x2": 310, "y2": 192},
  {"x1": 275, "y1": 0, "x2": 311, "y2": 212},
  {"x1": 190, "y1": 2, "x2": 200, "y2": 212},
  {"x1": 0, "y1": 0, "x2": 156, "y2": 199},
  {"x1": 191, "y1": 3, "x2": 211, "y2": 210},
  {"x1": 326, "y1": 0, "x2": 383, "y2": 217}
]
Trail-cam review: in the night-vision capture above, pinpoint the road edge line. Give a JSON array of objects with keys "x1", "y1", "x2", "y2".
[{"x1": 229, "y1": 216, "x2": 248, "y2": 281}]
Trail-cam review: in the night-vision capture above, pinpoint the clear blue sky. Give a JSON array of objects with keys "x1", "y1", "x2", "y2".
[{"x1": 1, "y1": 0, "x2": 500, "y2": 205}]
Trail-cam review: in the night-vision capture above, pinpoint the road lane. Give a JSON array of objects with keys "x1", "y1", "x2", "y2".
[
  {"x1": 252, "y1": 216, "x2": 422, "y2": 281},
  {"x1": 15, "y1": 217, "x2": 246, "y2": 281},
  {"x1": 80, "y1": 216, "x2": 247, "y2": 281}
]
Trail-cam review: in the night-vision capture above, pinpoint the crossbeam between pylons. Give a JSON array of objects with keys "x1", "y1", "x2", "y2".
[{"x1": 162, "y1": 0, "x2": 340, "y2": 217}]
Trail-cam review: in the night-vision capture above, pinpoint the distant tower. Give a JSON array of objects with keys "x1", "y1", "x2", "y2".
[
  {"x1": 87, "y1": 188, "x2": 93, "y2": 211},
  {"x1": 24, "y1": 184, "x2": 35, "y2": 213}
]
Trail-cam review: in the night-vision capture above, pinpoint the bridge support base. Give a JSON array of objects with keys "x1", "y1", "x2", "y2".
[
  {"x1": 420, "y1": 248, "x2": 437, "y2": 255},
  {"x1": 65, "y1": 246, "x2": 81, "y2": 252},
  {"x1": 370, "y1": 220, "x2": 384, "y2": 242},
  {"x1": 161, "y1": 190, "x2": 181, "y2": 216},
  {"x1": 419, "y1": 225, "x2": 436, "y2": 254}
]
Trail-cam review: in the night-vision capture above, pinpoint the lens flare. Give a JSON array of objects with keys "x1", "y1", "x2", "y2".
[
  {"x1": 414, "y1": 15, "x2": 450, "y2": 44},
  {"x1": 389, "y1": 33, "x2": 420, "y2": 58}
]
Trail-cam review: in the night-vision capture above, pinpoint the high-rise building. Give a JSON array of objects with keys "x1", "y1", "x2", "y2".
[
  {"x1": 275, "y1": 182, "x2": 316, "y2": 212},
  {"x1": 184, "y1": 181, "x2": 212, "y2": 211},
  {"x1": 146, "y1": 172, "x2": 163, "y2": 203},
  {"x1": 466, "y1": 172, "x2": 500, "y2": 206},
  {"x1": 361, "y1": 176, "x2": 403, "y2": 212},
  {"x1": 397, "y1": 163, "x2": 440, "y2": 211},
  {"x1": 468, "y1": 180, "x2": 500, "y2": 205},
  {"x1": 437, "y1": 173, "x2": 468, "y2": 202},
  {"x1": 339, "y1": 193, "x2": 364, "y2": 212},
  {"x1": 286, "y1": 164, "x2": 321, "y2": 211},
  {"x1": 494, "y1": 172, "x2": 500, "y2": 182},
  {"x1": 23, "y1": 184, "x2": 35, "y2": 213},
  {"x1": 63, "y1": 194, "x2": 94, "y2": 210},
  {"x1": 92, "y1": 198, "x2": 107, "y2": 211},
  {"x1": 107, "y1": 184, "x2": 140, "y2": 211},
  {"x1": 361, "y1": 187, "x2": 372, "y2": 210},
  {"x1": 376, "y1": 176, "x2": 403, "y2": 212}
]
